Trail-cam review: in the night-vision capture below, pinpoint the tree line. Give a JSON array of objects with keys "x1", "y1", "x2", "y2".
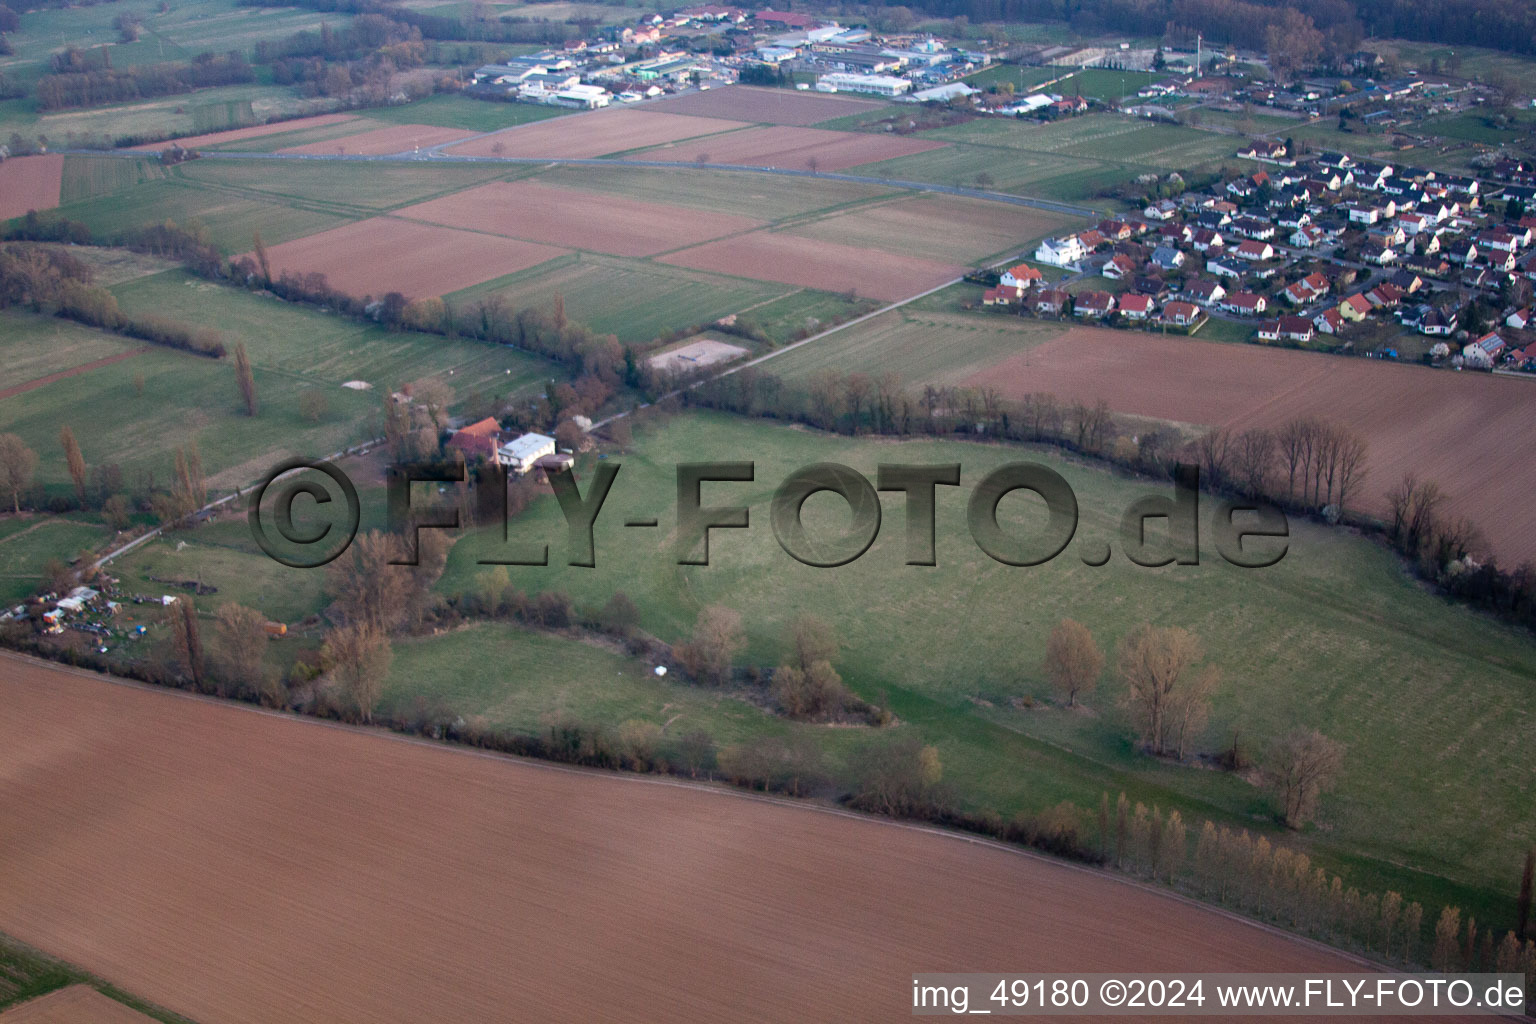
[
  {"x1": 0, "y1": 242, "x2": 228, "y2": 358},
  {"x1": 239, "y1": 0, "x2": 582, "y2": 45},
  {"x1": 883, "y1": 0, "x2": 1533, "y2": 56},
  {"x1": 36, "y1": 49, "x2": 255, "y2": 111}
]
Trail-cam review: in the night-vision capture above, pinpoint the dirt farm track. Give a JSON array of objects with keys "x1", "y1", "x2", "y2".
[{"x1": 0, "y1": 656, "x2": 1481, "y2": 1024}]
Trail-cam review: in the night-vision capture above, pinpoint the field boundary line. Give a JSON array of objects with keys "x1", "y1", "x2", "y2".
[{"x1": 0, "y1": 348, "x2": 150, "y2": 401}]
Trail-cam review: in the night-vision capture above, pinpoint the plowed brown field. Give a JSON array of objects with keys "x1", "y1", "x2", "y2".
[
  {"x1": 964, "y1": 327, "x2": 1536, "y2": 566},
  {"x1": 278, "y1": 123, "x2": 473, "y2": 155},
  {"x1": 445, "y1": 107, "x2": 750, "y2": 159},
  {"x1": 248, "y1": 217, "x2": 566, "y2": 299},
  {"x1": 398, "y1": 180, "x2": 763, "y2": 256},
  {"x1": 0, "y1": 986, "x2": 157, "y2": 1024},
  {"x1": 659, "y1": 231, "x2": 960, "y2": 302},
  {"x1": 0, "y1": 156, "x2": 63, "y2": 221},
  {"x1": 632, "y1": 124, "x2": 946, "y2": 170},
  {"x1": 125, "y1": 114, "x2": 357, "y2": 152},
  {"x1": 642, "y1": 85, "x2": 889, "y2": 125},
  {"x1": 0, "y1": 656, "x2": 1447, "y2": 1024}
]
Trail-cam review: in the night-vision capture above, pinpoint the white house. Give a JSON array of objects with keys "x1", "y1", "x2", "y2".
[
  {"x1": 999, "y1": 263, "x2": 1044, "y2": 289},
  {"x1": 1034, "y1": 235, "x2": 1086, "y2": 267},
  {"x1": 499, "y1": 433, "x2": 557, "y2": 474}
]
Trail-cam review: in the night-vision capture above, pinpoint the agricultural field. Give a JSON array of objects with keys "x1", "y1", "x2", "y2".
[
  {"x1": 842, "y1": 113, "x2": 1239, "y2": 205},
  {"x1": 360, "y1": 93, "x2": 572, "y2": 132},
  {"x1": 528, "y1": 163, "x2": 899, "y2": 220},
  {"x1": 629, "y1": 124, "x2": 949, "y2": 171},
  {"x1": 444, "y1": 107, "x2": 753, "y2": 158},
  {"x1": 249, "y1": 216, "x2": 567, "y2": 299},
  {"x1": 276, "y1": 124, "x2": 477, "y2": 156},
  {"x1": 57, "y1": 158, "x2": 173, "y2": 206},
  {"x1": 643, "y1": 85, "x2": 890, "y2": 125},
  {"x1": 779, "y1": 192, "x2": 1073, "y2": 266},
  {"x1": 1, "y1": 85, "x2": 344, "y2": 149},
  {"x1": 658, "y1": 230, "x2": 961, "y2": 302},
  {"x1": 123, "y1": 113, "x2": 363, "y2": 152},
  {"x1": 109, "y1": 270, "x2": 551, "y2": 396},
  {"x1": 0, "y1": 156, "x2": 62, "y2": 221},
  {"x1": 0, "y1": 271, "x2": 551, "y2": 503},
  {"x1": 0, "y1": 985, "x2": 160, "y2": 1024},
  {"x1": 40, "y1": 175, "x2": 358, "y2": 251},
  {"x1": 445, "y1": 254, "x2": 799, "y2": 345},
  {"x1": 398, "y1": 179, "x2": 765, "y2": 257},
  {"x1": 171, "y1": 156, "x2": 525, "y2": 213},
  {"x1": 962, "y1": 327, "x2": 1536, "y2": 567},
  {"x1": 432, "y1": 410, "x2": 1536, "y2": 918},
  {"x1": 770, "y1": 308, "x2": 1063, "y2": 387},
  {"x1": 0, "y1": 311, "x2": 378, "y2": 495},
  {"x1": 0, "y1": 657, "x2": 1447, "y2": 1024}
]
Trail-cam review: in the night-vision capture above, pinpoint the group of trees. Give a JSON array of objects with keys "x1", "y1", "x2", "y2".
[
  {"x1": 36, "y1": 49, "x2": 255, "y2": 111},
  {"x1": 1043, "y1": 619, "x2": 1342, "y2": 826}
]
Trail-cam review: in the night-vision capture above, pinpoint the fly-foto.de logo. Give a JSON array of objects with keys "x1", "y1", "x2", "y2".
[{"x1": 247, "y1": 459, "x2": 1289, "y2": 571}]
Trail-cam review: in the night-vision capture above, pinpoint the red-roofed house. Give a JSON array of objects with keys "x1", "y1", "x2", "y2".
[
  {"x1": 1118, "y1": 294, "x2": 1155, "y2": 319},
  {"x1": 1000, "y1": 264, "x2": 1044, "y2": 289},
  {"x1": 1277, "y1": 314, "x2": 1315, "y2": 342},
  {"x1": 1235, "y1": 240, "x2": 1274, "y2": 261},
  {"x1": 1034, "y1": 288, "x2": 1070, "y2": 315},
  {"x1": 982, "y1": 284, "x2": 1026, "y2": 305},
  {"x1": 1313, "y1": 308, "x2": 1345, "y2": 335},
  {"x1": 1283, "y1": 271, "x2": 1329, "y2": 305},
  {"x1": 1074, "y1": 290, "x2": 1116, "y2": 317},
  {"x1": 1103, "y1": 253, "x2": 1137, "y2": 280},
  {"x1": 1161, "y1": 300, "x2": 1202, "y2": 327},
  {"x1": 1221, "y1": 291, "x2": 1267, "y2": 315},
  {"x1": 1338, "y1": 293, "x2": 1372, "y2": 321},
  {"x1": 446, "y1": 417, "x2": 502, "y2": 463}
]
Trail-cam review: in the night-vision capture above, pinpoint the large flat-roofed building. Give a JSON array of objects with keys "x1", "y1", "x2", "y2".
[
  {"x1": 498, "y1": 433, "x2": 556, "y2": 474},
  {"x1": 815, "y1": 73, "x2": 911, "y2": 96}
]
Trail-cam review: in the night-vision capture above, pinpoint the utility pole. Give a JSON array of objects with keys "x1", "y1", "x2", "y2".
[{"x1": 1197, "y1": 33, "x2": 1203, "y2": 78}]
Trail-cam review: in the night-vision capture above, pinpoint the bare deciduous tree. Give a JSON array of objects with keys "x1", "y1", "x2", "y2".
[
  {"x1": 675, "y1": 605, "x2": 744, "y2": 686},
  {"x1": 1233, "y1": 427, "x2": 1275, "y2": 496},
  {"x1": 233, "y1": 341, "x2": 258, "y2": 417},
  {"x1": 1043, "y1": 618, "x2": 1103, "y2": 706},
  {"x1": 0, "y1": 433, "x2": 37, "y2": 513},
  {"x1": 784, "y1": 613, "x2": 838, "y2": 674},
  {"x1": 215, "y1": 602, "x2": 269, "y2": 699},
  {"x1": 59, "y1": 424, "x2": 86, "y2": 504},
  {"x1": 167, "y1": 596, "x2": 205, "y2": 690},
  {"x1": 854, "y1": 733, "x2": 942, "y2": 815},
  {"x1": 1265, "y1": 728, "x2": 1344, "y2": 828},
  {"x1": 1118, "y1": 623, "x2": 1210, "y2": 758},
  {"x1": 322, "y1": 621, "x2": 393, "y2": 723},
  {"x1": 1386, "y1": 473, "x2": 1444, "y2": 554},
  {"x1": 772, "y1": 659, "x2": 846, "y2": 719}
]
